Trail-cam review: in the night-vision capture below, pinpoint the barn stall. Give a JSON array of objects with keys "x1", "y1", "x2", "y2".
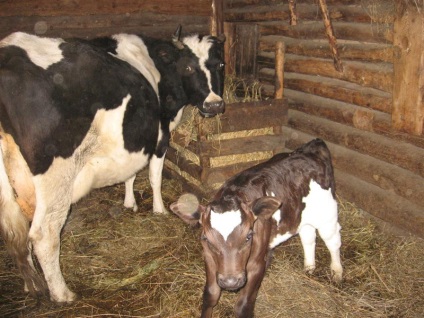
[{"x1": 0, "y1": 0, "x2": 423, "y2": 317}]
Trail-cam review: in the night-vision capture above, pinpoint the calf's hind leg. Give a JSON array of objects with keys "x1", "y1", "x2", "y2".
[{"x1": 318, "y1": 222, "x2": 343, "y2": 283}]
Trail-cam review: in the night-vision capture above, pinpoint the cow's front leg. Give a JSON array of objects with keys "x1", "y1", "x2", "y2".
[
  {"x1": 149, "y1": 154, "x2": 167, "y2": 214},
  {"x1": 124, "y1": 175, "x2": 138, "y2": 211},
  {"x1": 234, "y1": 259, "x2": 267, "y2": 318}
]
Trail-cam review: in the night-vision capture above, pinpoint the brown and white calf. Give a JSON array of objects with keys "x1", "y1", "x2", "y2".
[{"x1": 170, "y1": 138, "x2": 343, "y2": 318}]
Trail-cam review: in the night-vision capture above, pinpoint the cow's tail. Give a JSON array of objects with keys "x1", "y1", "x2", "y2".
[{"x1": 0, "y1": 142, "x2": 47, "y2": 297}]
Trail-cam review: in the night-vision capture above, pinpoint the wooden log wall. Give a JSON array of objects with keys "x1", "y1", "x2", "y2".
[
  {"x1": 0, "y1": 0, "x2": 212, "y2": 40},
  {"x1": 224, "y1": 0, "x2": 424, "y2": 237}
]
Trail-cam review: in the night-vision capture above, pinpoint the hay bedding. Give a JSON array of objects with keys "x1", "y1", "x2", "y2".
[{"x1": 1, "y1": 171, "x2": 424, "y2": 318}]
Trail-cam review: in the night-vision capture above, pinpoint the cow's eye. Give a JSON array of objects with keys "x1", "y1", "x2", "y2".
[
  {"x1": 218, "y1": 62, "x2": 225, "y2": 69},
  {"x1": 185, "y1": 65, "x2": 193, "y2": 73}
]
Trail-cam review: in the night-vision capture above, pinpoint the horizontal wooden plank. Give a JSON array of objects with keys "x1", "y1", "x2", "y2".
[
  {"x1": 258, "y1": 54, "x2": 393, "y2": 92},
  {"x1": 286, "y1": 110, "x2": 424, "y2": 177},
  {"x1": 259, "y1": 36, "x2": 394, "y2": 63},
  {"x1": 226, "y1": 0, "x2": 367, "y2": 9},
  {"x1": 0, "y1": 0, "x2": 212, "y2": 17},
  {"x1": 280, "y1": 89, "x2": 392, "y2": 132},
  {"x1": 336, "y1": 169, "x2": 424, "y2": 238},
  {"x1": 166, "y1": 147, "x2": 202, "y2": 181},
  {"x1": 283, "y1": 128, "x2": 424, "y2": 209},
  {"x1": 278, "y1": 91, "x2": 424, "y2": 148},
  {"x1": 0, "y1": 13, "x2": 209, "y2": 39},
  {"x1": 225, "y1": 3, "x2": 372, "y2": 23},
  {"x1": 259, "y1": 21, "x2": 393, "y2": 44},
  {"x1": 198, "y1": 134, "x2": 285, "y2": 157},
  {"x1": 260, "y1": 72, "x2": 392, "y2": 113},
  {"x1": 202, "y1": 160, "x2": 269, "y2": 186},
  {"x1": 198, "y1": 99, "x2": 288, "y2": 135}
]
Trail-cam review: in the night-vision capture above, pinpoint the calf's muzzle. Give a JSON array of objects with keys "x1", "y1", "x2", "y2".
[{"x1": 217, "y1": 272, "x2": 246, "y2": 291}]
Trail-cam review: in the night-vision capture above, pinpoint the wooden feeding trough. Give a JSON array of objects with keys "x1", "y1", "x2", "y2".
[{"x1": 165, "y1": 99, "x2": 288, "y2": 197}]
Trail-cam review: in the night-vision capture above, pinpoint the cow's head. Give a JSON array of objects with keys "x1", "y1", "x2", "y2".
[
  {"x1": 170, "y1": 193, "x2": 281, "y2": 291},
  {"x1": 172, "y1": 26, "x2": 226, "y2": 117}
]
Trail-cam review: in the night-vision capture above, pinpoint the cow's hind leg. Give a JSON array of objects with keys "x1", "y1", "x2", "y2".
[
  {"x1": 0, "y1": 148, "x2": 46, "y2": 297},
  {"x1": 318, "y1": 222, "x2": 343, "y2": 283},
  {"x1": 29, "y1": 178, "x2": 76, "y2": 303},
  {"x1": 299, "y1": 224, "x2": 317, "y2": 275}
]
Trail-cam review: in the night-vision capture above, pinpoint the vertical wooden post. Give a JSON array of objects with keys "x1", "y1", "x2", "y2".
[
  {"x1": 274, "y1": 41, "x2": 285, "y2": 100},
  {"x1": 392, "y1": 2, "x2": 424, "y2": 135},
  {"x1": 224, "y1": 22, "x2": 236, "y2": 76},
  {"x1": 211, "y1": 0, "x2": 224, "y2": 36}
]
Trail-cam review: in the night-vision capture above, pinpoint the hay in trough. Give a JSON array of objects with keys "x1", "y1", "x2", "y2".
[{"x1": 0, "y1": 171, "x2": 423, "y2": 317}]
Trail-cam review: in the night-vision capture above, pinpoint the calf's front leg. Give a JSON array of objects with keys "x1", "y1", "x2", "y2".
[{"x1": 201, "y1": 253, "x2": 221, "y2": 318}]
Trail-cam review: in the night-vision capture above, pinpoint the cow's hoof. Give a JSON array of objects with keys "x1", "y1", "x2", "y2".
[{"x1": 50, "y1": 290, "x2": 78, "y2": 304}]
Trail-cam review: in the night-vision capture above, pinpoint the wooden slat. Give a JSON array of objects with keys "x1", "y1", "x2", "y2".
[
  {"x1": 260, "y1": 72, "x2": 392, "y2": 113},
  {"x1": 0, "y1": 0, "x2": 212, "y2": 17},
  {"x1": 198, "y1": 134, "x2": 285, "y2": 157},
  {"x1": 0, "y1": 13, "x2": 209, "y2": 39},
  {"x1": 259, "y1": 36, "x2": 394, "y2": 63},
  {"x1": 197, "y1": 99, "x2": 288, "y2": 135},
  {"x1": 259, "y1": 21, "x2": 392, "y2": 44},
  {"x1": 258, "y1": 54, "x2": 393, "y2": 92},
  {"x1": 225, "y1": 3, "x2": 372, "y2": 23},
  {"x1": 281, "y1": 89, "x2": 392, "y2": 132}
]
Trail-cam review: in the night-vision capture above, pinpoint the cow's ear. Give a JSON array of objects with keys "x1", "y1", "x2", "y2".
[
  {"x1": 251, "y1": 196, "x2": 281, "y2": 220},
  {"x1": 170, "y1": 194, "x2": 205, "y2": 226}
]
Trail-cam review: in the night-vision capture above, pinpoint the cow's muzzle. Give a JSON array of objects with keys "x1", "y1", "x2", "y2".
[
  {"x1": 217, "y1": 272, "x2": 246, "y2": 291},
  {"x1": 199, "y1": 100, "x2": 225, "y2": 118}
]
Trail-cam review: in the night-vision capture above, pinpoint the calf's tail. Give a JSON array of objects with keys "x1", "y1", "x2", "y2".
[{"x1": 0, "y1": 142, "x2": 46, "y2": 297}]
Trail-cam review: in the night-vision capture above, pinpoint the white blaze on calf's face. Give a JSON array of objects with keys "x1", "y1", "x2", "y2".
[{"x1": 210, "y1": 209, "x2": 242, "y2": 241}]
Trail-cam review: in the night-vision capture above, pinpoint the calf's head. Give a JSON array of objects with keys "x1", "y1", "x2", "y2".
[
  {"x1": 172, "y1": 26, "x2": 226, "y2": 117},
  {"x1": 170, "y1": 193, "x2": 281, "y2": 291}
]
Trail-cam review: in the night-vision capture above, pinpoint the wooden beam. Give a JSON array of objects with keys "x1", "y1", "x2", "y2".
[
  {"x1": 211, "y1": 0, "x2": 224, "y2": 36},
  {"x1": 392, "y1": 3, "x2": 424, "y2": 135},
  {"x1": 274, "y1": 41, "x2": 285, "y2": 99}
]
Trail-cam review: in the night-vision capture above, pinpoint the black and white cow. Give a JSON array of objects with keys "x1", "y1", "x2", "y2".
[
  {"x1": 171, "y1": 139, "x2": 343, "y2": 318},
  {"x1": 0, "y1": 27, "x2": 225, "y2": 303}
]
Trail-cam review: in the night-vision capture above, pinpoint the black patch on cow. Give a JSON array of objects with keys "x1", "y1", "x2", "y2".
[{"x1": 0, "y1": 41, "x2": 160, "y2": 175}]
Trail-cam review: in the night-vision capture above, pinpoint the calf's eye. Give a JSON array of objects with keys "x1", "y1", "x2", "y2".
[{"x1": 246, "y1": 231, "x2": 253, "y2": 241}]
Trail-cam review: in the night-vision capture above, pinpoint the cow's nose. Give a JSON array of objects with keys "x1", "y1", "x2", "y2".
[
  {"x1": 217, "y1": 273, "x2": 246, "y2": 291},
  {"x1": 201, "y1": 100, "x2": 225, "y2": 117}
]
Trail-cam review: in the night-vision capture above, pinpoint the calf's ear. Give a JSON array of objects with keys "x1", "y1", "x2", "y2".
[
  {"x1": 251, "y1": 196, "x2": 281, "y2": 220},
  {"x1": 170, "y1": 193, "x2": 205, "y2": 226}
]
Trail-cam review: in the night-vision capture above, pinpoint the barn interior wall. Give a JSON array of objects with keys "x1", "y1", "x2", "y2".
[
  {"x1": 0, "y1": 0, "x2": 212, "y2": 39},
  {"x1": 224, "y1": 0, "x2": 424, "y2": 237}
]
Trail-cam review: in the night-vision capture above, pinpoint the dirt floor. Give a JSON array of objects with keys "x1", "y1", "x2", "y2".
[{"x1": 1, "y1": 170, "x2": 423, "y2": 318}]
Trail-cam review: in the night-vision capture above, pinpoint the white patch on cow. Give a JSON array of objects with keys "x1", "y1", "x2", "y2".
[
  {"x1": 169, "y1": 108, "x2": 185, "y2": 132},
  {"x1": 270, "y1": 232, "x2": 293, "y2": 249},
  {"x1": 0, "y1": 32, "x2": 64, "y2": 69},
  {"x1": 71, "y1": 94, "x2": 151, "y2": 203},
  {"x1": 301, "y1": 180, "x2": 338, "y2": 232},
  {"x1": 112, "y1": 34, "x2": 160, "y2": 95},
  {"x1": 183, "y1": 35, "x2": 222, "y2": 103},
  {"x1": 210, "y1": 209, "x2": 242, "y2": 241}
]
